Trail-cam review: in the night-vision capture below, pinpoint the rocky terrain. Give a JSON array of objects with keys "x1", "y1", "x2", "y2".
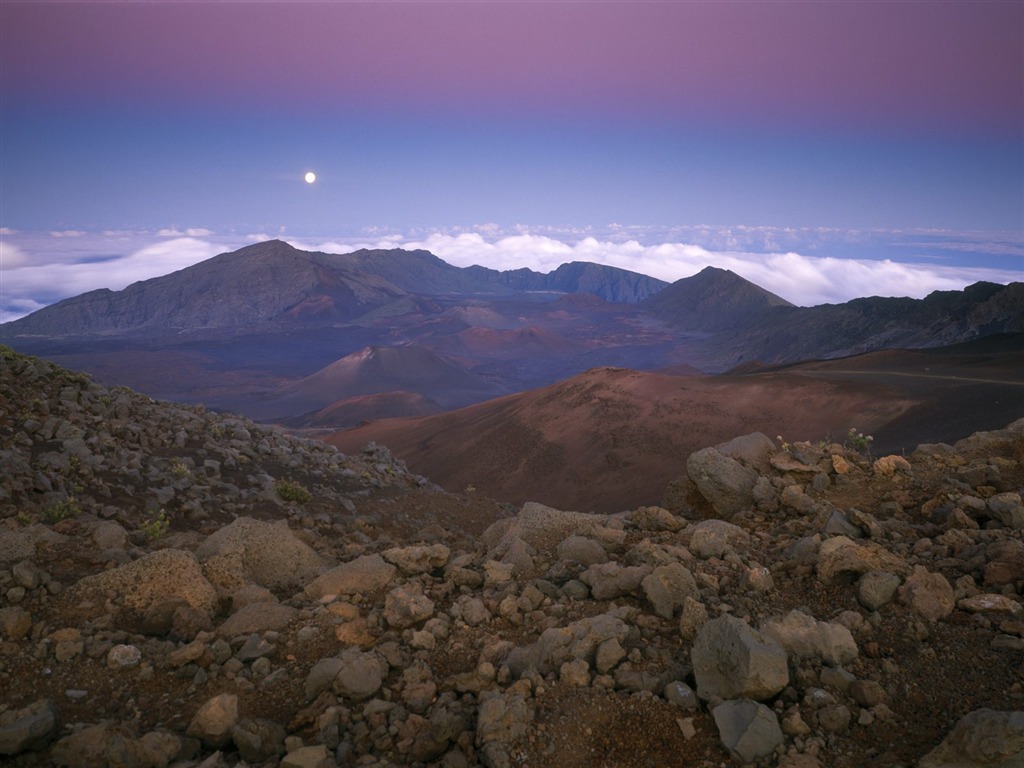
[{"x1": 2, "y1": 344, "x2": 1024, "y2": 768}]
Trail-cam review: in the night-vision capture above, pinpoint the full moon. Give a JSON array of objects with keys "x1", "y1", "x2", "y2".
[{"x1": 304, "y1": 171, "x2": 316, "y2": 184}]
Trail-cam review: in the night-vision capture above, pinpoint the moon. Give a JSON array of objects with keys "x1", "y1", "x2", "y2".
[{"x1": 304, "y1": 171, "x2": 316, "y2": 184}]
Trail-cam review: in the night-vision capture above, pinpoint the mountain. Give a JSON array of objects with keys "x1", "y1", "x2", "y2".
[
  {"x1": 705, "y1": 280, "x2": 1024, "y2": 369},
  {"x1": 639, "y1": 266, "x2": 794, "y2": 331},
  {"x1": 2, "y1": 241, "x2": 1020, "y2": 426},
  {"x1": 284, "y1": 391, "x2": 444, "y2": 430},
  {"x1": 266, "y1": 344, "x2": 503, "y2": 419},
  {"x1": 0, "y1": 240, "x2": 410, "y2": 337},
  {"x1": 465, "y1": 260, "x2": 668, "y2": 303},
  {"x1": 325, "y1": 334, "x2": 1024, "y2": 513},
  {"x1": 1, "y1": 241, "x2": 666, "y2": 339}
]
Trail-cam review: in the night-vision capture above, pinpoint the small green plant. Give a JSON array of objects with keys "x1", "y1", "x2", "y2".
[
  {"x1": 776, "y1": 435, "x2": 791, "y2": 452},
  {"x1": 846, "y1": 428, "x2": 874, "y2": 453},
  {"x1": 276, "y1": 480, "x2": 311, "y2": 504},
  {"x1": 43, "y1": 496, "x2": 81, "y2": 524},
  {"x1": 464, "y1": 483, "x2": 477, "y2": 495},
  {"x1": 170, "y1": 459, "x2": 191, "y2": 479},
  {"x1": 141, "y1": 509, "x2": 171, "y2": 540}
]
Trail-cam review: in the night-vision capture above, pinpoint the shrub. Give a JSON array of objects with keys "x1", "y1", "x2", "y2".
[
  {"x1": 276, "y1": 480, "x2": 311, "y2": 504},
  {"x1": 43, "y1": 497, "x2": 80, "y2": 524},
  {"x1": 141, "y1": 509, "x2": 171, "y2": 540}
]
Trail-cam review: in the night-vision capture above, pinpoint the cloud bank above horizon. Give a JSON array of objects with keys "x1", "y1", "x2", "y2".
[{"x1": 1, "y1": 227, "x2": 1020, "y2": 324}]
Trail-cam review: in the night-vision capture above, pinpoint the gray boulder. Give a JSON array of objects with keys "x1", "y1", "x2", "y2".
[
  {"x1": 899, "y1": 566, "x2": 955, "y2": 621},
  {"x1": 384, "y1": 582, "x2": 436, "y2": 628},
  {"x1": 642, "y1": 563, "x2": 700, "y2": 619},
  {"x1": 303, "y1": 553, "x2": 397, "y2": 600},
  {"x1": 713, "y1": 699, "x2": 784, "y2": 764},
  {"x1": 760, "y1": 610, "x2": 858, "y2": 666},
  {"x1": 692, "y1": 614, "x2": 789, "y2": 701},
  {"x1": 382, "y1": 543, "x2": 451, "y2": 575},
  {"x1": 186, "y1": 693, "x2": 239, "y2": 749},
  {"x1": 197, "y1": 517, "x2": 323, "y2": 593},
  {"x1": 505, "y1": 611, "x2": 629, "y2": 677},
  {"x1": 686, "y1": 447, "x2": 759, "y2": 518},
  {"x1": 0, "y1": 699, "x2": 57, "y2": 755},
  {"x1": 689, "y1": 519, "x2": 750, "y2": 559},
  {"x1": 580, "y1": 562, "x2": 651, "y2": 599},
  {"x1": 919, "y1": 708, "x2": 1024, "y2": 768}
]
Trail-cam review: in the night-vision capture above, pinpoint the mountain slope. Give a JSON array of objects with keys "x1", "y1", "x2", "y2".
[
  {"x1": 269, "y1": 344, "x2": 503, "y2": 417},
  {"x1": 464, "y1": 260, "x2": 668, "y2": 303},
  {"x1": 0, "y1": 240, "x2": 409, "y2": 337},
  {"x1": 326, "y1": 334, "x2": 1024, "y2": 513},
  {"x1": 639, "y1": 266, "x2": 794, "y2": 331}
]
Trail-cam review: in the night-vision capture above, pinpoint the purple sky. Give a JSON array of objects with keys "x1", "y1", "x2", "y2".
[{"x1": 0, "y1": 1, "x2": 1021, "y2": 321}]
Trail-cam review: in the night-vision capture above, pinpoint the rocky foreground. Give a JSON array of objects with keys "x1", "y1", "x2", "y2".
[{"x1": 1, "y1": 344, "x2": 1023, "y2": 768}]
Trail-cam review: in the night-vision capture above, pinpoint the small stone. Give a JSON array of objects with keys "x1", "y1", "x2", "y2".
[
  {"x1": 106, "y1": 644, "x2": 142, "y2": 670},
  {"x1": 0, "y1": 699, "x2": 57, "y2": 755}
]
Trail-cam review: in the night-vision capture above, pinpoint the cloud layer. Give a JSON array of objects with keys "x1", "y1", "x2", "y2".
[{"x1": 1, "y1": 228, "x2": 1020, "y2": 324}]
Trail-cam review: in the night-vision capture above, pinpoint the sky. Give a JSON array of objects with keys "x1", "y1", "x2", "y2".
[{"x1": 1, "y1": 1, "x2": 1022, "y2": 322}]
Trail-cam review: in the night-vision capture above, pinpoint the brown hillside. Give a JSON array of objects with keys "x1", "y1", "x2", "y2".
[{"x1": 325, "y1": 367, "x2": 915, "y2": 513}]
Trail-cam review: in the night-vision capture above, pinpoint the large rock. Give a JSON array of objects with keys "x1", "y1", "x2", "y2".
[
  {"x1": 686, "y1": 447, "x2": 759, "y2": 518},
  {"x1": 579, "y1": 562, "x2": 651, "y2": 600},
  {"x1": 691, "y1": 614, "x2": 789, "y2": 701},
  {"x1": 504, "y1": 611, "x2": 629, "y2": 677},
  {"x1": 919, "y1": 708, "x2": 1024, "y2": 768},
  {"x1": 196, "y1": 517, "x2": 322, "y2": 593},
  {"x1": 760, "y1": 610, "x2": 858, "y2": 666},
  {"x1": 689, "y1": 519, "x2": 750, "y2": 559},
  {"x1": 0, "y1": 699, "x2": 57, "y2": 755},
  {"x1": 186, "y1": 693, "x2": 239, "y2": 749},
  {"x1": 332, "y1": 648, "x2": 384, "y2": 700},
  {"x1": 303, "y1": 554, "x2": 397, "y2": 600},
  {"x1": 216, "y1": 601, "x2": 298, "y2": 636},
  {"x1": 384, "y1": 582, "x2": 436, "y2": 628},
  {"x1": 483, "y1": 502, "x2": 609, "y2": 562},
  {"x1": 642, "y1": 563, "x2": 700, "y2": 619},
  {"x1": 817, "y1": 536, "x2": 911, "y2": 586},
  {"x1": 713, "y1": 699, "x2": 784, "y2": 764},
  {"x1": 69, "y1": 548, "x2": 219, "y2": 615},
  {"x1": 716, "y1": 432, "x2": 779, "y2": 474},
  {"x1": 476, "y1": 692, "x2": 534, "y2": 768},
  {"x1": 382, "y1": 544, "x2": 451, "y2": 575},
  {"x1": 899, "y1": 566, "x2": 955, "y2": 622}
]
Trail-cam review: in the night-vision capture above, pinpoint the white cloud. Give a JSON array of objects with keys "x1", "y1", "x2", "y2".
[
  {"x1": 0, "y1": 227, "x2": 1020, "y2": 324},
  {"x1": 158, "y1": 227, "x2": 214, "y2": 237},
  {"x1": 0, "y1": 227, "x2": 17, "y2": 235},
  {"x1": 0, "y1": 237, "x2": 226, "y2": 321},
  {"x1": 0, "y1": 241, "x2": 29, "y2": 270}
]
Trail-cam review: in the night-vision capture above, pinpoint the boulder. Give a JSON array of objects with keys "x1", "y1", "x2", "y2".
[
  {"x1": 505, "y1": 611, "x2": 629, "y2": 677},
  {"x1": 196, "y1": 517, "x2": 323, "y2": 593},
  {"x1": 817, "y1": 536, "x2": 911, "y2": 586},
  {"x1": 333, "y1": 648, "x2": 384, "y2": 701},
  {"x1": 303, "y1": 553, "x2": 397, "y2": 600},
  {"x1": 382, "y1": 543, "x2": 451, "y2": 575},
  {"x1": 691, "y1": 614, "x2": 788, "y2": 701},
  {"x1": 760, "y1": 610, "x2": 858, "y2": 666},
  {"x1": 857, "y1": 571, "x2": 902, "y2": 611},
  {"x1": 384, "y1": 582, "x2": 436, "y2": 628},
  {"x1": 186, "y1": 693, "x2": 239, "y2": 749},
  {"x1": 712, "y1": 699, "x2": 784, "y2": 764},
  {"x1": 69, "y1": 548, "x2": 218, "y2": 616},
  {"x1": 216, "y1": 601, "x2": 298, "y2": 636},
  {"x1": 476, "y1": 692, "x2": 534, "y2": 768},
  {"x1": 579, "y1": 562, "x2": 651, "y2": 599},
  {"x1": 899, "y1": 566, "x2": 955, "y2": 622},
  {"x1": 689, "y1": 519, "x2": 750, "y2": 559},
  {"x1": 642, "y1": 563, "x2": 700, "y2": 619},
  {"x1": 0, "y1": 699, "x2": 57, "y2": 755},
  {"x1": 919, "y1": 708, "x2": 1024, "y2": 768},
  {"x1": 686, "y1": 447, "x2": 759, "y2": 518}
]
